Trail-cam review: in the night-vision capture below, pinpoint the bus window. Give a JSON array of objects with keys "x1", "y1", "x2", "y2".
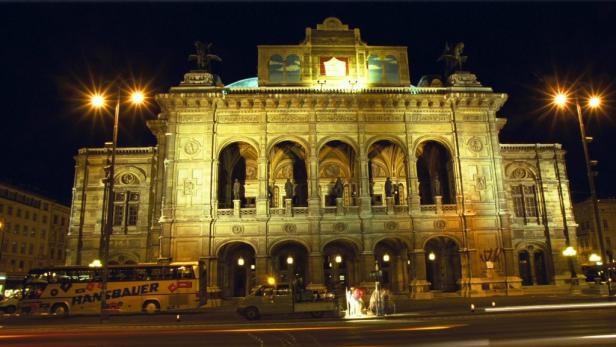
[
  {"x1": 147, "y1": 267, "x2": 163, "y2": 280},
  {"x1": 177, "y1": 266, "x2": 195, "y2": 280}
]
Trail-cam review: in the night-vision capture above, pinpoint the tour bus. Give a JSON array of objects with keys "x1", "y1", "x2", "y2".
[{"x1": 19, "y1": 262, "x2": 207, "y2": 316}]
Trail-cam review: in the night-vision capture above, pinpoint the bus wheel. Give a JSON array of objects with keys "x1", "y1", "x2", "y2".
[
  {"x1": 244, "y1": 307, "x2": 260, "y2": 320},
  {"x1": 310, "y1": 311, "x2": 324, "y2": 318},
  {"x1": 51, "y1": 303, "x2": 69, "y2": 317},
  {"x1": 143, "y1": 301, "x2": 160, "y2": 314}
]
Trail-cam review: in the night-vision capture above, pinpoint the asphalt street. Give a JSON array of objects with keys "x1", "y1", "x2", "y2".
[{"x1": 1, "y1": 306, "x2": 616, "y2": 346}]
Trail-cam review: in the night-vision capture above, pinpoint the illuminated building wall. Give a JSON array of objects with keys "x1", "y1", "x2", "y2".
[{"x1": 67, "y1": 18, "x2": 579, "y2": 298}]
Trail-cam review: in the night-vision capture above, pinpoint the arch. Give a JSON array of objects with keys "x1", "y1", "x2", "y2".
[
  {"x1": 321, "y1": 237, "x2": 362, "y2": 254},
  {"x1": 218, "y1": 141, "x2": 260, "y2": 208},
  {"x1": 269, "y1": 140, "x2": 309, "y2": 207},
  {"x1": 411, "y1": 136, "x2": 455, "y2": 157},
  {"x1": 372, "y1": 236, "x2": 411, "y2": 252},
  {"x1": 114, "y1": 166, "x2": 147, "y2": 185},
  {"x1": 364, "y1": 135, "x2": 408, "y2": 155},
  {"x1": 317, "y1": 136, "x2": 359, "y2": 154},
  {"x1": 415, "y1": 140, "x2": 456, "y2": 204},
  {"x1": 504, "y1": 162, "x2": 539, "y2": 180},
  {"x1": 373, "y1": 237, "x2": 408, "y2": 292},
  {"x1": 322, "y1": 238, "x2": 361, "y2": 291},
  {"x1": 421, "y1": 234, "x2": 462, "y2": 252},
  {"x1": 267, "y1": 135, "x2": 311, "y2": 157},
  {"x1": 268, "y1": 238, "x2": 311, "y2": 255},
  {"x1": 367, "y1": 55, "x2": 382, "y2": 83},
  {"x1": 367, "y1": 139, "x2": 409, "y2": 206},
  {"x1": 269, "y1": 240, "x2": 310, "y2": 287},
  {"x1": 217, "y1": 241, "x2": 256, "y2": 297},
  {"x1": 424, "y1": 236, "x2": 462, "y2": 292},
  {"x1": 216, "y1": 137, "x2": 260, "y2": 158},
  {"x1": 214, "y1": 239, "x2": 258, "y2": 257}
]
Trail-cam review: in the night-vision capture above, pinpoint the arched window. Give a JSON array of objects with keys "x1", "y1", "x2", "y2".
[
  {"x1": 269, "y1": 55, "x2": 284, "y2": 83},
  {"x1": 368, "y1": 55, "x2": 382, "y2": 83},
  {"x1": 508, "y1": 167, "x2": 540, "y2": 225},
  {"x1": 416, "y1": 141, "x2": 455, "y2": 204},
  {"x1": 367, "y1": 55, "x2": 400, "y2": 84},
  {"x1": 268, "y1": 54, "x2": 301, "y2": 84},
  {"x1": 286, "y1": 54, "x2": 301, "y2": 83},
  {"x1": 384, "y1": 55, "x2": 400, "y2": 83}
]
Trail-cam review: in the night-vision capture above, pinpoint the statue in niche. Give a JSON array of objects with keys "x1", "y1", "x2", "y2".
[
  {"x1": 437, "y1": 42, "x2": 467, "y2": 76},
  {"x1": 432, "y1": 176, "x2": 442, "y2": 198},
  {"x1": 385, "y1": 177, "x2": 394, "y2": 198},
  {"x1": 188, "y1": 41, "x2": 222, "y2": 73},
  {"x1": 333, "y1": 178, "x2": 344, "y2": 199},
  {"x1": 285, "y1": 178, "x2": 294, "y2": 200},
  {"x1": 233, "y1": 178, "x2": 241, "y2": 200}
]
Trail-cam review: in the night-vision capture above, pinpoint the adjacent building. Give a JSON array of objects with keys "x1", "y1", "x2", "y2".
[
  {"x1": 574, "y1": 198, "x2": 616, "y2": 264},
  {"x1": 0, "y1": 182, "x2": 70, "y2": 289},
  {"x1": 66, "y1": 18, "x2": 580, "y2": 298}
]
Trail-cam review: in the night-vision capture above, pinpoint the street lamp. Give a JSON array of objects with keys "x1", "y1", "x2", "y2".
[
  {"x1": 552, "y1": 90, "x2": 611, "y2": 296},
  {"x1": 89, "y1": 86, "x2": 147, "y2": 321}
]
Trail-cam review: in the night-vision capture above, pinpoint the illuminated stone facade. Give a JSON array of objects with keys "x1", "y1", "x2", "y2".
[{"x1": 67, "y1": 18, "x2": 580, "y2": 298}]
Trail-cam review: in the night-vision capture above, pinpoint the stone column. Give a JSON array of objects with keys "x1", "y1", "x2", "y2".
[
  {"x1": 336, "y1": 197, "x2": 344, "y2": 216},
  {"x1": 407, "y1": 158, "x2": 420, "y2": 212},
  {"x1": 409, "y1": 249, "x2": 433, "y2": 299},
  {"x1": 210, "y1": 160, "x2": 219, "y2": 217},
  {"x1": 255, "y1": 255, "x2": 270, "y2": 286},
  {"x1": 360, "y1": 252, "x2": 376, "y2": 287},
  {"x1": 308, "y1": 153, "x2": 321, "y2": 217},
  {"x1": 435, "y1": 195, "x2": 443, "y2": 214},
  {"x1": 256, "y1": 156, "x2": 269, "y2": 217},
  {"x1": 307, "y1": 252, "x2": 325, "y2": 290},
  {"x1": 207, "y1": 256, "x2": 221, "y2": 304},
  {"x1": 233, "y1": 200, "x2": 241, "y2": 217},
  {"x1": 285, "y1": 198, "x2": 293, "y2": 216},
  {"x1": 386, "y1": 196, "x2": 394, "y2": 215}
]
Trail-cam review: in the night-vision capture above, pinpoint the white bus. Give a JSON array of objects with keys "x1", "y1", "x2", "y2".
[{"x1": 19, "y1": 262, "x2": 207, "y2": 316}]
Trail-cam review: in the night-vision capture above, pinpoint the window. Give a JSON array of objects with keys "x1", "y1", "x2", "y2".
[
  {"x1": 511, "y1": 185, "x2": 539, "y2": 223},
  {"x1": 113, "y1": 205, "x2": 124, "y2": 226},
  {"x1": 20, "y1": 242, "x2": 26, "y2": 254},
  {"x1": 22, "y1": 225, "x2": 28, "y2": 236},
  {"x1": 112, "y1": 191, "x2": 140, "y2": 229},
  {"x1": 16, "y1": 208, "x2": 21, "y2": 217},
  {"x1": 7, "y1": 206, "x2": 13, "y2": 215},
  {"x1": 19, "y1": 260, "x2": 24, "y2": 270},
  {"x1": 367, "y1": 54, "x2": 400, "y2": 84},
  {"x1": 53, "y1": 215, "x2": 58, "y2": 225},
  {"x1": 41, "y1": 229, "x2": 46, "y2": 238},
  {"x1": 25, "y1": 210, "x2": 30, "y2": 219},
  {"x1": 28, "y1": 243, "x2": 34, "y2": 255},
  {"x1": 11, "y1": 242, "x2": 17, "y2": 253},
  {"x1": 14, "y1": 224, "x2": 20, "y2": 233},
  {"x1": 30, "y1": 228, "x2": 36, "y2": 237},
  {"x1": 268, "y1": 54, "x2": 301, "y2": 83},
  {"x1": 42, "y1": 215, "x2": 47, "y2": 223},
  {"x1": 33, "y1": 213, "x2": 37, "y2": 222}
]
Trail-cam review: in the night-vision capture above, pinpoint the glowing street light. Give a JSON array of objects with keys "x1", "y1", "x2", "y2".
[
  {"x1": 550, "y1": 86, "x2": 609, "y2": 295},
  {"x1": 562, "y1": 246, "x2": 577, "y2": 257},
  {"x1": 237, "y1": 257, "x2": 245, "y2": 266},
  {"x1": 267, "y1": 277, "x2": 276, "y2": 286},
  {"x1": 86, "y1": 83, "x2": 148, "y2": 321},
  {"x1": 334, "y1": 255, "x2": 342, "y2": 264},
  {"x1": 89, "y1": 259, "x2": 102, "y2": 268},
  {"x1": 286, "y1": 256, "x2": 294, "y2": 265},
  {"x1": 428, "y1": 252, "x2": 436, "y2": 261},
  {"x1": 383, "y1": 253, "x2": 390, "y2": 262},
  {"x1": 589, "y1": 253, "x2": 602, "y2": 263}
]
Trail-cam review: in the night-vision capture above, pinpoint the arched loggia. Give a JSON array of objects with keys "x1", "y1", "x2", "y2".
[
  {"x1": 269, "y1": 141, "x2": 308, "y2": 207},
  {"x1": 367, "y1": 140, "x2": 408, "y2": 206},
  {"x1": 218, "y1": 142, "x2": 258, "y2": 208},
  {"x1": 416, "y1": 141, "x2": 455, "y2": 204},
  {"x1": 319, "y1": 140, "x2": 358, "y2": 207}
]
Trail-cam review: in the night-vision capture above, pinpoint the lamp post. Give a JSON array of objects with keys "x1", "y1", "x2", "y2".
[
  {"x1": 552, "y1": 91, "x2": 611, "y2": 296},
  {"x1": 89, "y1": 86, "x2": 146, "y2": 321}
]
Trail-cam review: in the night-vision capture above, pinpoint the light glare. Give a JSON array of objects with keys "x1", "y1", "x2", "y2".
[
  {"x1": 131, "y1": 91, "x2": 145, "y2": 105},
  {"x1": 588, "y1": 96, "x2": 601, "y2": 108},
  {"x1": 553, "y1": 92, "x2": 568, "y2": 108},
  {"x1": 90, "y1": 94, "x2": 105, "y2": 108}
]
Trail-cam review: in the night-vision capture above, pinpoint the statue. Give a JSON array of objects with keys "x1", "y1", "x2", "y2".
[
  {"x1": 188, "y1": 41, "x2": 222, "y2": 73},
  {"x1": 333, "y1": 178, "x2": 344, "y2": 199},
  {"x1": 384, "y1": 177, "x2": 394, "y2": 198},
  {"x1": 232, "y1": 178, "x2": 241, "y2": 200},
  {"x1": 285, "y1": 179, "x2": 294, "y2": 200},
  {"x1": 437, "y1": 42, "x2": 467, "y2": 75},
  {"x1": 432, "y1": 177, "x2": 442, "y2": 197}
]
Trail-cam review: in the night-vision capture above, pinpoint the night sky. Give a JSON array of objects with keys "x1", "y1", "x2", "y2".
[{"x1": 1, "y1": 2, "x2": 615, "y2": 206}]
